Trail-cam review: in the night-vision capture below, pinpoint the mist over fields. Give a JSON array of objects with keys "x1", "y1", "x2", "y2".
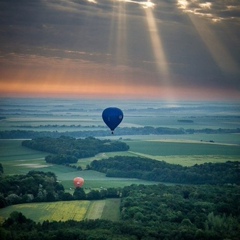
[{"x1": 1, "y1": 98, "x2": 240, "y2": 139}]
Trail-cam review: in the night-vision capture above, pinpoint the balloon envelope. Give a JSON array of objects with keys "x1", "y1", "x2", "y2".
[
  {"x1": 102, "y1": 107, "x2": 123, "y2": 133},
  {"x1": 73, "y1": 177, "x2": 84, "y2": 188}
]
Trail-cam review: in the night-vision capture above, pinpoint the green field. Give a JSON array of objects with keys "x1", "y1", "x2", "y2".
[
  {"x1": 0, "y1": 199, "x2": 120, "y2": 223},
  {"x1": 0, "y1": 140, "x2": 49, "y2": 175},
  {"x1": 126, "y1": 140, "x2": 240, "y2": 156},
  {"x1": 125, "y1": 139, "x2": 240, "y2": 166}
]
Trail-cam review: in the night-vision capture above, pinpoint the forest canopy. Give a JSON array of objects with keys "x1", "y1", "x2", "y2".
[
  {"x1": 22, "y1": 136, "x2": 129, "y2": 164},
  {"x1": 90, "y1": 156, "x2": 240, "y2": 185}
]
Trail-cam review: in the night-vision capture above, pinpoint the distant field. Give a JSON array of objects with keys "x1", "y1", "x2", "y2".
[
  {"x1": 125, "y1": 139, "x2": 240, "y2": 166},
  {"x1": 126, "y1": 140, "x2": 240, "y2": 156},
  {"x1": 0, "y1": 199, "x2": 120, "y2": 223},
  {"x1": 0, "y1": 116, "x2": 104, "y2": 132},
  {"x1": 0, "y1": 140, "x2": 48, "y2": 175},
  {"x1": 0, "y1": 140, "x2": 46, "y2": 161},
  {"x1": 129, "y1": 152, "x2": 239, "y2": 166}
]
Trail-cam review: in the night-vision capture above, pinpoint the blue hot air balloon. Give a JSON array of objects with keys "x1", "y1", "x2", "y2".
[{"x1": 102, "y1": 107, "x2": 123, "y2": 134}]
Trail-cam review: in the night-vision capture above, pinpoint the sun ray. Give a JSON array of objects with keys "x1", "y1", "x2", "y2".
[
  {"x1": 116, "y1": 1, "x2": 127, "y2": 65},
  {"x1": 188, "y1": 14, "x2": 239, "y2": 75},
  {"x1": 109, "y1": 1, "x2": 127, "y2": 65},
  {"x1": 177, "y1": 0, "x2": 240, "y2": 75},
  {"x1": 143, "y1": 2, "x2": 173, "y2": 99}
]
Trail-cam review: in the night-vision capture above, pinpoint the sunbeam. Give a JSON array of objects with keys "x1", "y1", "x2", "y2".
[
  {"x1": 116, "y1": 1, "x2": 127, "y2": 64},
  {"x1": 144, "y1": 7, "x2": 169, "y2": 78},
  {"x1": 109, "y1": 1, "x2": 127, "y2": 65},
  {"x1": 180, "y1": 4, "x2": 240, "y2": 75},
  {"x1": 189, "y1": 15, "x2": 239, "y2": 75},
  {"x1": 143, "y1": 2, "x2": 173, "y2": 99}
]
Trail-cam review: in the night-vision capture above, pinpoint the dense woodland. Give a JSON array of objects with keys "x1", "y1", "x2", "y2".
[
  {"x1": 1, "y1": 126, "x2": 240, "y2": 138},
  {"x1": 0, "y1": 171, "x2": 63, "y2": 207},
  {"x1": 22, "y1": 137, "x2": 129, "y2": 164},
  {"x1": 0, "y1": 183, "x2": 239, "y2": 240},
  {"x1": 90, "y1": 156, "x2": 240, "y2": 184}
]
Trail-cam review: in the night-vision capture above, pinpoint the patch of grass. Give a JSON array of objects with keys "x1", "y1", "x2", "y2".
[
  {"x1": 0, "y1": 140, "x2": 46, "y2": 161},
  {"x1": 101, "y1": 198, "x2": 120, "y2": 221},
  {"x1": 85, "y1": 200, "x2": 105, "y2": 220}
]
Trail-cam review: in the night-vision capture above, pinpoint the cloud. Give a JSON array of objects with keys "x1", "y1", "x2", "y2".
[{"x1": 177, "y1": 0, "x2": 240, "y2": 22}]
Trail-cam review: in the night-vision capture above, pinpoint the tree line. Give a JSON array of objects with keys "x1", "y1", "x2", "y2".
[
  {"x1": 1, "y1": 126, "x2": 239, "y2": 138},
  {"x1": 89, "y1": 156, "x2": 240, "y2": 184},
  {"x1": 0, "y1": 171, "x2": 63, "y2": 207},
  {"x1": 0, "y1": 170, "x2": 120, "y2": 208},
  {"x1": 0, "y1": 183, "x2": 239, "y2": 240},
  {"x1": 22, "y1": 136, "x2": 129, "y2": 165}
]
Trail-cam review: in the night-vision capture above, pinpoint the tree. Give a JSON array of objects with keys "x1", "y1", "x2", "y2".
[
  {"x1": 5, "y1": 194, "x2": 21, "y2": 205},
  {"x1": 0, "y1": 194, "x2": 7, "y2": 208},
  {"x1": 0, "y1": 163, "x2": 3, "y2": 175},
  {"x1": 87, "y1": 190, "x2": 101, "y2": 200},
  {"x1": 59, "y1": 192, "x2": 73, "y2": 201},
  {"x1": 73, "y1": 188, "x2": 86, "y2": 200}
]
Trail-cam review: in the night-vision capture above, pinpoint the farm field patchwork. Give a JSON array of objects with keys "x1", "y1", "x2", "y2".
[
  {"x1": 1, "y1": 138, "x2": 240, "y2": 182},
  {"x1": 0, "y1": 140, "x2": 161, "y2": 190},
  {"x1": 0, "y1": 199, "x2": 121, "y2": 223}
]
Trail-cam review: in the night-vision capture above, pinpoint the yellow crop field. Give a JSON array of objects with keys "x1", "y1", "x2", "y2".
[
  {"x1": 43, "y1": 201, "x2": 90, "y2": 222},
  {"x1": 0, "y1": 201, "x2": 91, "y2": 223},
  {"x1": 0, "y1": 199, "x2": 121, "y2": 223}
]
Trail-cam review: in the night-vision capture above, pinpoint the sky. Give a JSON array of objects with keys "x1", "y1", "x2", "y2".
[{"x1": 0, "y1": 0, "x2": 240, "y2": 101}]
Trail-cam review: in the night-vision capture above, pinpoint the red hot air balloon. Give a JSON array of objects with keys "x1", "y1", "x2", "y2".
[{"x1": 73, "y1": 177, "x2": 84, "y2": 188}]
